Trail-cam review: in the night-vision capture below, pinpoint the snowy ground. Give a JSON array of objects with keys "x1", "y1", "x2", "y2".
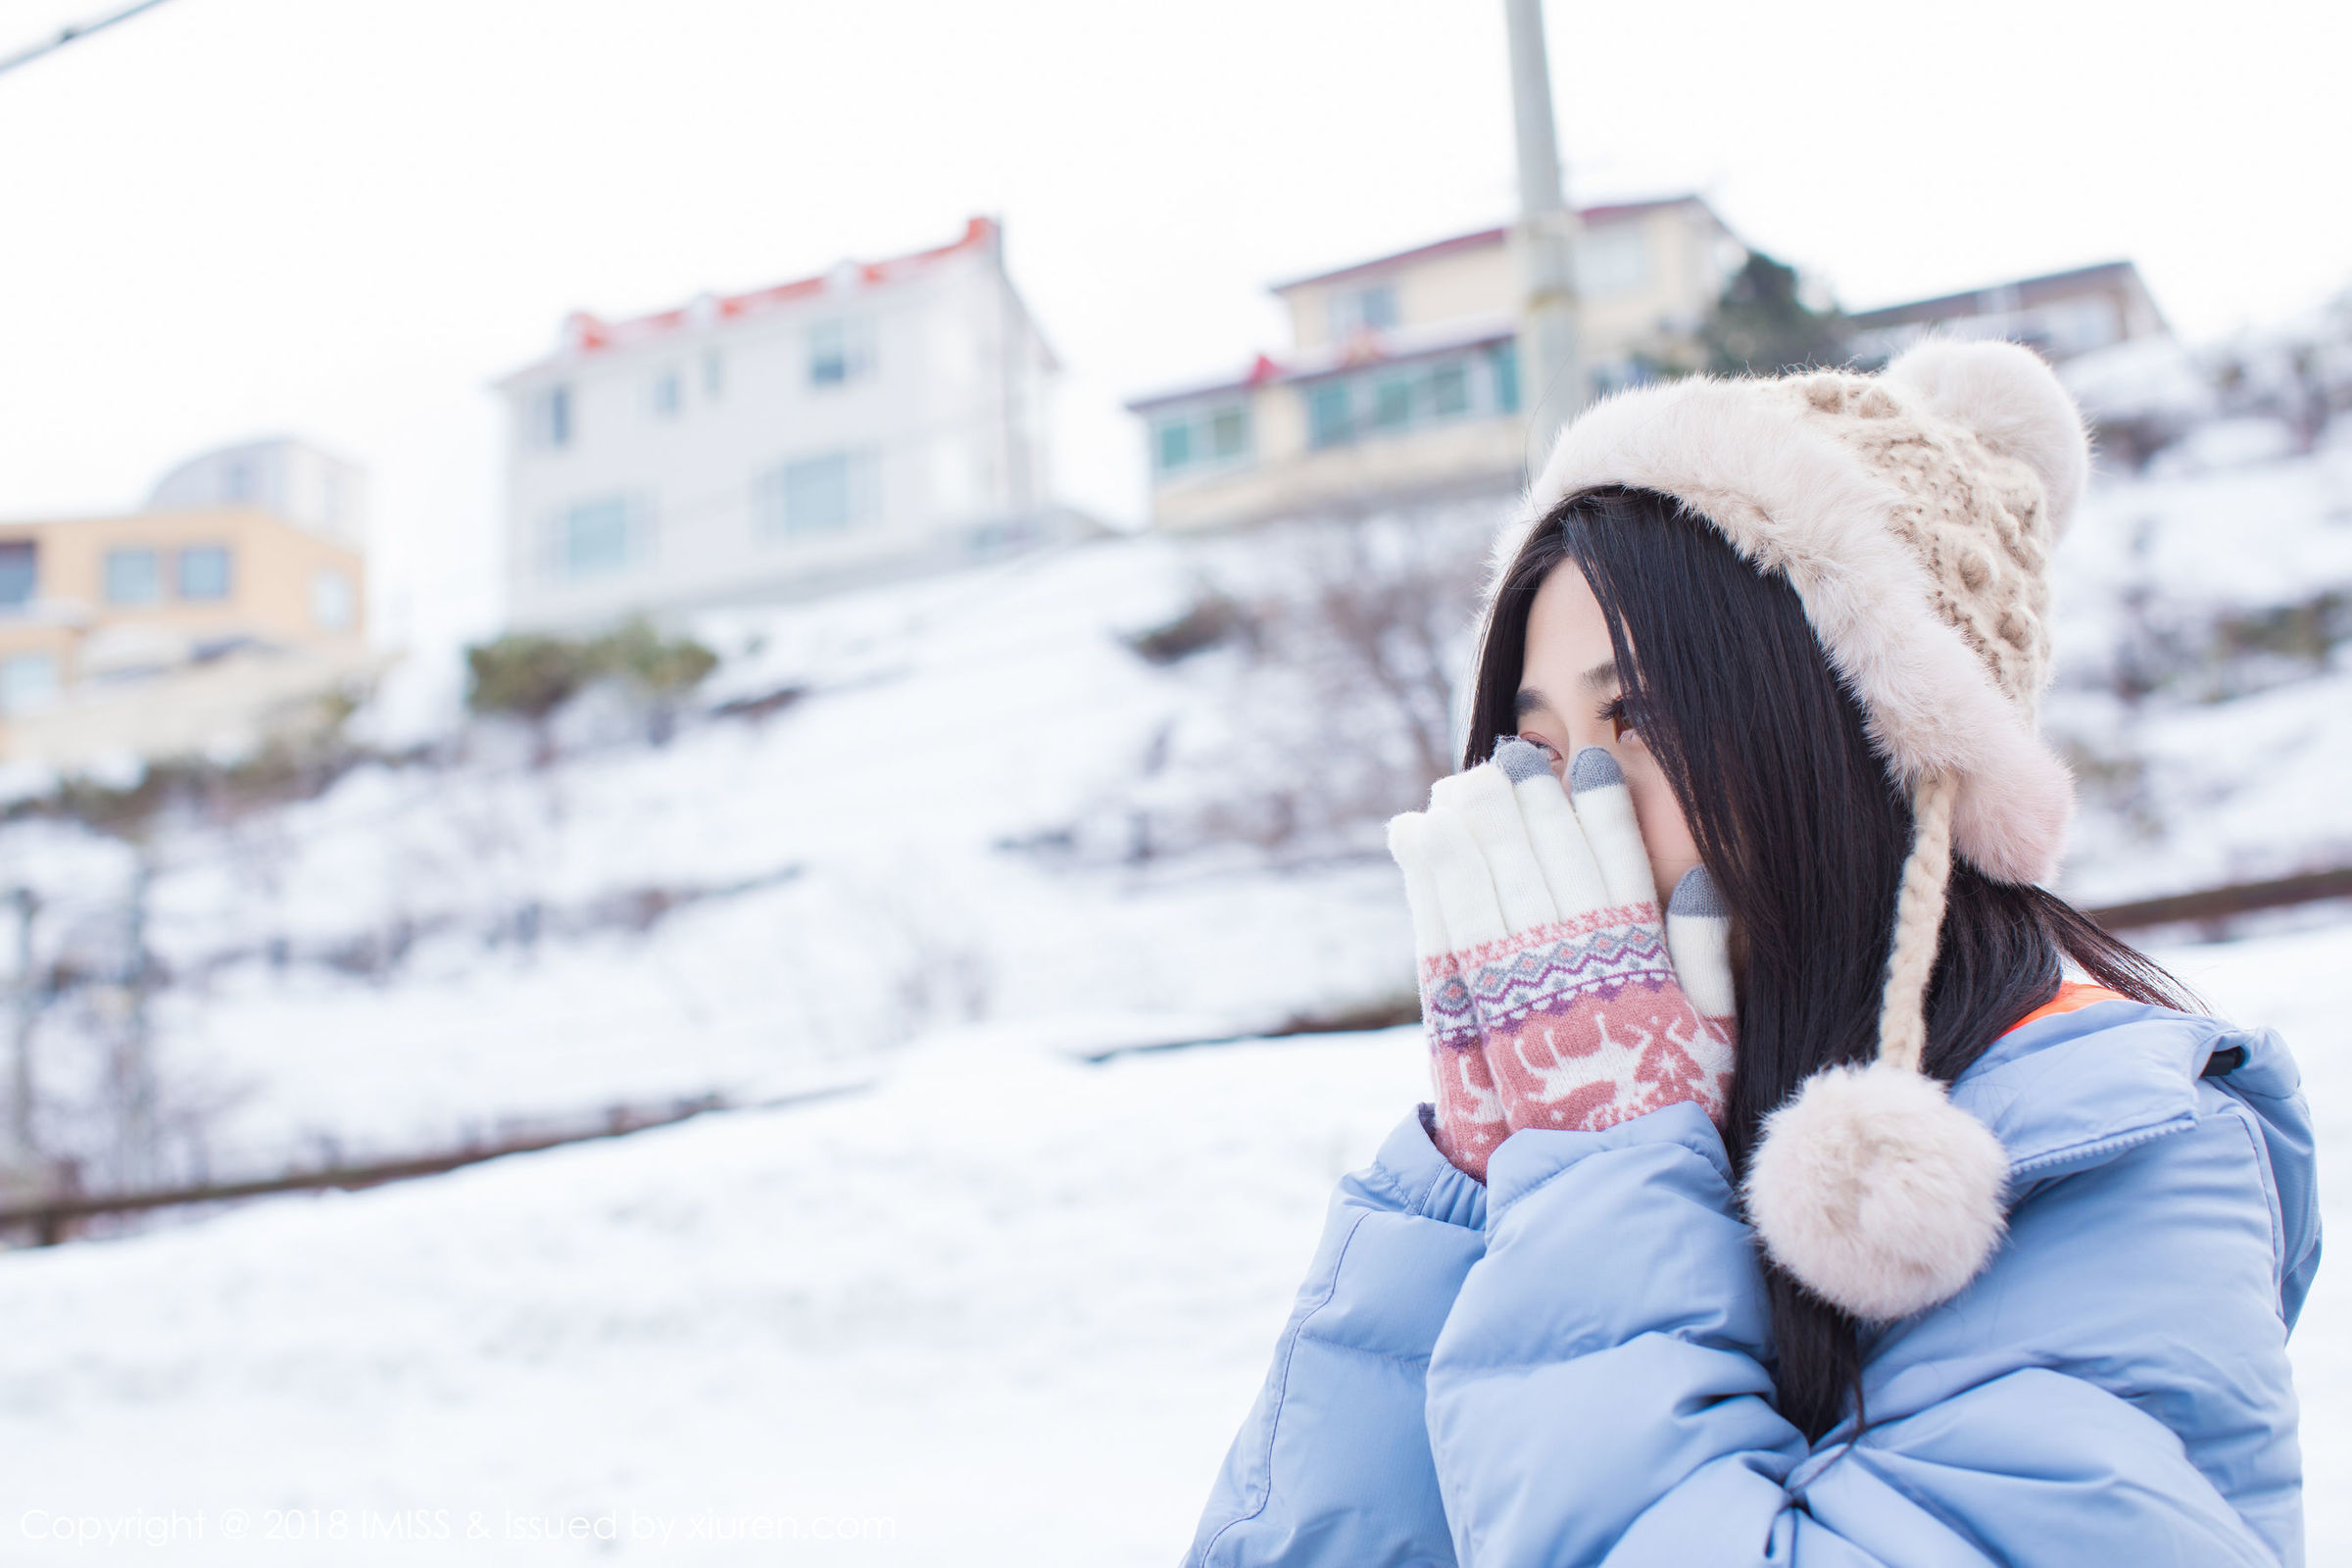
[{"x1": 0, "y1": 915, "x2": 2342, "y2": 1563}]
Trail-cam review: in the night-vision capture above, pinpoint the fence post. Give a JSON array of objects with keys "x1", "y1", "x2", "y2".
[
  {"x1": 119, "y1": 857, "x2": 156, "y2": 1190},
  {"x1": 8, "y1": 887, "x2": 34, "y2": 1161}
]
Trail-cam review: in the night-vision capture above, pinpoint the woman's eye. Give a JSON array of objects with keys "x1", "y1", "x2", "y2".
[
  {"x1": 1517, "y1": 734, "x2": 1564, "y2": 770},
  {"x1": 1599, "y1": 697, "x2": 1634, "y2": 743}
]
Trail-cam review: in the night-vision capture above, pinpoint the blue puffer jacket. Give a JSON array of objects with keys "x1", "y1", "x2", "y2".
[{"x1": 1185, "y1": 1000, "x2": 2320, "y2": 1566}]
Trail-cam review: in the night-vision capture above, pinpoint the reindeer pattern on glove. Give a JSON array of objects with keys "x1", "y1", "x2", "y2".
[{"x1": 1391, "y1": 740, "x2": 1736, "y2": 1180}]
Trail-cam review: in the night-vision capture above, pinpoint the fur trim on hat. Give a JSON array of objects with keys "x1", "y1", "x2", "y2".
[{"x1": 1497, "y1": 339, "x2": 2085, "y2": 885}]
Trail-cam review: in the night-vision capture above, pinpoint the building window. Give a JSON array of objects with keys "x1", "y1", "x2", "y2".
[
  {"x1": 1152, "y1": 404, "x2": 1253, "y2": 474},
  {"x1": 1328, "y1": 283, "x2": 1399, "y2": 340},
  {"x1": 1491, "y1": 342, "x2": 1521, "y2": 415},
  {"x1": 1306, "y1": 383, "x2": 1352, "y2": 449},
  {"x1": 176, "y1": 545, "x2": 232, "y2": 601},
  {"x1": 703, "y1": 349, "x2": 724, "y2": 397},
  {"x1": 808, "y1": 318, "x2": 874, "y2": 387},
  {"x1": 1208, "y1": 406, "x2": 1248, "y2": 459},
  {"x1": 549, "y1": 496, "x2": 644, "y2": 579},
  {"x1": 530, "y1": 385, "x2": 572, "y2": 449},
  {"x1": 220, "y1": 457, "x2": 256, "y2": 502},
  {"x1": 104, "y1": 548, "x2": 162, "y2": 605},
  {"x1": 0, "y1": 653, "x2": 57, "y2": 714},
  {"x1": 1429, "y1": 363, "x2": 1469, "y2": 416},
  {"x1": 651, "y1": 369, "x2": 682, "y2": 417},
  {"x1": 756, "y1": 450, "x2": 879, "y2": 537},
  {"x1": 1299, "y1": 356, "x2": 1491, "y2": 449},
  {"x1": 0, "y1": 541, "x2": 34, "y2": 609},
  {"x1": 1575, "y1": 224, "x2": 1651, "y2": 299},
  {"x1": 1155, "y1": 419, "x2": 1193, "y2": 472},
  {"x1": 311, "y1": 567, "x2": 354, "y2": 630}
]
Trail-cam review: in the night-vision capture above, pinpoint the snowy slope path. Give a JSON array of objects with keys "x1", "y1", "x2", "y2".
[{"x1": 0, "y1": 920, "x2": 2344, "y2": 1564}]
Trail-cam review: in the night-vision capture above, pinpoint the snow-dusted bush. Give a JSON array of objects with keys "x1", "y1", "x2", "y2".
[{"x1": 1077, "y1": 502, "x2": 1493, "y2": 868}]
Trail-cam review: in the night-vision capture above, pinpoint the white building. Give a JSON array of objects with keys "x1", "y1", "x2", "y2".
[
  {"x1": 495, "y1": 217, "x2": 1063, "y2": 631},
  {"x1": 147, "y1": 436, "x2": 368, "y2": 550}
]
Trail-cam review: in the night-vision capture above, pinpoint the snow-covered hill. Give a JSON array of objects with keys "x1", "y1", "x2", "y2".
[
  {"x1": 0, "y1": 919, "x2": 2343, "y2": 1564},
  {"x1": 0, "y1": 538, "x2": 1413, "y2": 1183},
  {"x1": 2046, "y1": 426, "x2": 2352, "y2": 901},
  {"x1": 0, "y1": 412, "x2": 2348, "y2": 1187}
]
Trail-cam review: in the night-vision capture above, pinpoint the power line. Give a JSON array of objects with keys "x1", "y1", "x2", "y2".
[{"x1": 0, "y1": 0, "x2": 177, "y2": 81}]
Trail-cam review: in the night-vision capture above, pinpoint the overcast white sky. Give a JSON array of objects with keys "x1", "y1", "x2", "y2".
[{"x1": 1, "y1": 0, "x2": 2346, "y2": 654}]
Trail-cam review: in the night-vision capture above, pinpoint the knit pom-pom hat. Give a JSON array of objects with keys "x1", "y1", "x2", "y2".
[{"x1": 1490, "y1": 338, "x2": 2090, "y2": 1321}]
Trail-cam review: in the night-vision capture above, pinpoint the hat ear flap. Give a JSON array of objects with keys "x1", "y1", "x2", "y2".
[{"x1": 1885, "y1": 339, "x2": 2091, "y2": 532}]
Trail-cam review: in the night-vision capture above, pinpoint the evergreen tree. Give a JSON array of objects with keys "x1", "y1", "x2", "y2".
[{"x1": 1702, "y1": 251, "x2": 1848, "y2": 375}]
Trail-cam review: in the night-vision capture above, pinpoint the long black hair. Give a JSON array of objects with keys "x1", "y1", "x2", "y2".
[{"x1": 1464, "y1": 485, "x2": 2195, "y2": 1441}]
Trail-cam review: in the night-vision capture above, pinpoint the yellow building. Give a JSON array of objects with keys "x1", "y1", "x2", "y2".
[
  {"x1": 1129, "y1": 196, "x2": 1744, "y2": 531},
  {"x1": 0, "y1": 494, "x2": 369, "y2": 769}
]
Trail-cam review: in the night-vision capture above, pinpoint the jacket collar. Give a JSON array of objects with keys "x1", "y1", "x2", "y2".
[{"x1": 1950, "y1": 999, "x2": 2251, "y2": 1180}]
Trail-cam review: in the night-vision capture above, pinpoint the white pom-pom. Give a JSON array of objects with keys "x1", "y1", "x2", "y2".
[
  {"x1": 1886, "y1": 339, "x2": 2091, "y2": 531},
  {"x1": 1744, "y1": 1062, "x2": 2010, "y2": 1322}
]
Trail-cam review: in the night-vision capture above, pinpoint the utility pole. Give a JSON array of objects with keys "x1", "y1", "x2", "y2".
[{"x1": 1503, "y1": 0, "x2": 1586, "y2": 465}]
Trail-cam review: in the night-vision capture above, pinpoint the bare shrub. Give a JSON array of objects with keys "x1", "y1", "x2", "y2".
[{"x1": 1079, "y1": 499, "x2": 1496, "y2": 868}]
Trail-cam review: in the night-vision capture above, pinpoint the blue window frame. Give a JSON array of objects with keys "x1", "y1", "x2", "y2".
[
  {"x1": 1491, "y1": 342, "x2": 1521, "y2": 415},
  {"x1": 532, "y1": 385, "x2": 571, "y2": 449},
  {"x1": 1306, "y1": 383, "x2": 1352, "y2": 448},
  {"x1": 1207, "y1": 407, "x2": 1249, "y2": 459},
  {"x1": 808, "y1": 319, "x2": 873, "y2": 388},
  {"x1": 1300, "y1": 351, "x2": 1499, "y2": 450},
  {"x1": 1429, "y1": 363, "x2": 1469, "y2": 416},
  {"x1": 756, "y1": 451, "x2": 877, "y2": 537},
  {"x1": 1329, "y1": 283, "x2": 1399, "y2": 339},
  {"x1": 177, "y1": 545, "x2": 232, "y2": 601},
  {"x1": 1152, "y1": 405, "x2": 1252, "y2": 474},
  {"x1": 311, "y1": 568, "x2": 355, "y2": 630},
  {"x1": 786, "y1": 456, "x2": 853, "y2": 531},
  {"x1": 105, "y1": 548, "x2": 162, "y2": 604},
  {"x1": 0, "y1": 653, "x2": 56, "y2": 713},
  {"x1": 0, "y1": 541, "x2": 34, "y2": 608},
  {"x1": 556, "y1": 498, "x2": 637, "y2": 578},
  {"x1": 1156, "y1": 419, "x2": 1193, "y2": 472}
]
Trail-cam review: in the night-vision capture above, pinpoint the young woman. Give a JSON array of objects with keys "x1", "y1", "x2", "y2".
[{"x1": 1184, "y1": 342, "x2": 2317, "y2": 1567}]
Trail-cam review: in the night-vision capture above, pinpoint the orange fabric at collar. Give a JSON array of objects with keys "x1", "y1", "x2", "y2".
[{"x1": 2004, "y1": 980, "x2": 2129, "y2": 1037}]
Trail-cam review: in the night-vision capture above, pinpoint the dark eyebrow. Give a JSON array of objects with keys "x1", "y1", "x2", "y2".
[
  {"x1": 1513, "y1": 686, "x2": 1548, "y2": 719},
  {"x1": 1580, "y1": 659, "x2": 1620, "y2": 692}
]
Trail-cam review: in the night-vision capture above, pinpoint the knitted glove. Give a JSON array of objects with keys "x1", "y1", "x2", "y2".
[{"x1": 1389, "y1": 739, "x2": 1737, "y2": 1180}]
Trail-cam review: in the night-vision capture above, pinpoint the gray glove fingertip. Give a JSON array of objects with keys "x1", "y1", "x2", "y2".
[
  {"x1": 1668, "y1": 864, "x2": 1727, "y2": 918},
  {"x1": 1568, "y1": 746, "x2": 1624, "y2": 794},
  {"x1": 1665, "y1": 864, "x2": 1737, "y2": 1020},
  {"x1": 1565, "y1": 747, "x2": 1654, "y2": 907},
  {"x1": 1492, "y1": 736, "x2": 1554, "y2": 784}
]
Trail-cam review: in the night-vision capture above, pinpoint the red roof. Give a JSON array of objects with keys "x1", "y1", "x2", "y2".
[{"x1": 546, "y1": 217, "x2": 1002, "y2": 361}]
